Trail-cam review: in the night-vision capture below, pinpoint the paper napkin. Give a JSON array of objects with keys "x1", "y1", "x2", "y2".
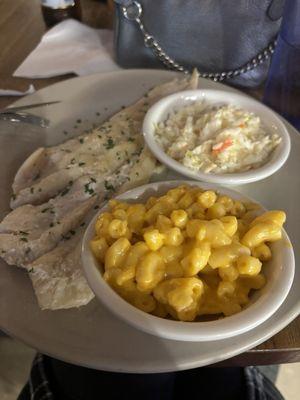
[
  {"x1": 14, "y1": 19, "x2": 120, "y2": 78},
  {"x1": 0, "y1": 85, "x2": 35, "y2": 97}
]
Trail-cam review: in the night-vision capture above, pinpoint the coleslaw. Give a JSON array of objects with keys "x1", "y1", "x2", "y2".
[{"x1": 154, "y1": 102, "x2": 281, "y2": 174}]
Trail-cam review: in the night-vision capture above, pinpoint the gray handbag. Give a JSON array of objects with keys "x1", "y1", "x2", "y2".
[{"x1": 114, "y1": 0, "x2": 285, "y2": 87}]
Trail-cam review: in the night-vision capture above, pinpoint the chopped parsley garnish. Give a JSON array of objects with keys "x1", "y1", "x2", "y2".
[
  {"x1": 128, "y1": 137, "x2": 135, "y2": 142},
  {"x1": 61, "y1": 189, "x2": 69, "y2": 196},
  {"x1": 28, "y1": 267, "x2": 34, "y2": 273},
  {"x1": 94, "y1": 205, "x2": 99, "y2": 210},
  {"x1": 79, "y1": 138, "x2": 84, "y2": 144},
  {"x1": 49, "y1": 222, "x2": 54, "y2": 228},
  {"x1": 60, "y1": 180, "x2": 73, "y2": 197},
  {"x1": 25, "y1": 248, "x2": 31, "y2": 255},
  {"x1": 41, "y1": 207, "x2": 50, "y2": 213},
  {"x1": 104, "y1": 138, "x2": 115, "y2": 149},
  {"x1": 97, "y1": 135, "x2": 102, "y2": 139},
  {"x1": 70, "y1": 158, "x2": 76, "y2": 164},
  {"x1": 78, "y1": 162, "x2": 85, "y2": 167},
  {"x1": 63, "y1": 130, "x2": 69, "y2": 135},
  {"x1": 104, "y1": 181, "x2": 115, "y2": 192},
  {"x1": 84, "y1": 182, "x2": 95, "y2": 195},
  {"x1": 38, "y1": 188, "x2": 42, "y2": 192},
  {"x1": 11, "y1": 193, "x2": 16, "y2": 200},
  {"x1": 96, "y1": 112, "x2": 101, "y2": 116},
  {"x1": 70, "y1": 230, "x2": 76, "y2": 236},
  {"x1": 77, "y1": 119, "x2": 82, "y2": 124},
  {"x1": 20, "y1": 237, "x2": 28, "y2": 242},
  {"x1": 80, "y1": 222, "x2": 86, "y2": 227},
  {"x1": 61, "y1": 234, "x2": 71, "y2": 241},
  {"x1": 90, "y1": 177, "x2": 96, "y2": 183},
  {"x1": 19, "y1": 230, "x2": 29, "y2": 235},
  {"x1": 30, "y1": 187, "x2": 34, "y2": 194}
]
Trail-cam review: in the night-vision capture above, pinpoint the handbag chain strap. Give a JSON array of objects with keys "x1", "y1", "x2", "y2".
[{"x1": 121, "y1": 1, "x2": 277, "y2": 81}]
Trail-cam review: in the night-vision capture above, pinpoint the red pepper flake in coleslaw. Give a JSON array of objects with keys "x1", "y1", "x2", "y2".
[{"x1": 212, "y1": 138, "x2": 233, "y2": 156}]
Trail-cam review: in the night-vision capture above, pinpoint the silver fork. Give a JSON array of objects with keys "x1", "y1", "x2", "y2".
[{"x1": 0, "y1": 101, "x2": 61, "y2": 127}]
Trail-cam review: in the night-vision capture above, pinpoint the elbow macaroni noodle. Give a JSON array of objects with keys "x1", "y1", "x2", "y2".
[{"x1": 90, "y1": 185, "x2": 286, "y2": 322}]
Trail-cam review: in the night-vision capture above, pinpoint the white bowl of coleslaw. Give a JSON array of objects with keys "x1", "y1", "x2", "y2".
[{"x1": 143, "y1": 90, "x2": 290, "y2": 185}]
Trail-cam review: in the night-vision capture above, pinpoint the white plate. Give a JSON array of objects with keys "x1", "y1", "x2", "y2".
[{"x1": 0, "y1": 70, "x2": 299, "y2": 372}]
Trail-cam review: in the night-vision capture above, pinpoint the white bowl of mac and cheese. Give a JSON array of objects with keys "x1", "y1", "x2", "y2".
[{"x1": 82, "y1": 181, "x2": 294, "y2": 341}]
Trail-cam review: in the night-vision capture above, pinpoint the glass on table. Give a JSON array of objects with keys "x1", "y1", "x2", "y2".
[{"x1": 40, "y1": 0, "x2": 82, "y2": 27}]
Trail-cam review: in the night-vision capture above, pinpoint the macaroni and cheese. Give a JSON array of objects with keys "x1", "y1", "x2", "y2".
[{"x1": 90, "y1": 185, "x2": 286, "y2": 322}]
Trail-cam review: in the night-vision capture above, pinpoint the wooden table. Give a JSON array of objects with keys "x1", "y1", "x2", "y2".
[{"x1": 0, "y1": 0, "x2": 299, "y2": 366}]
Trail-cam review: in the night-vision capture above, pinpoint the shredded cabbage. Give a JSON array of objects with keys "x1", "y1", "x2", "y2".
[{"x1": 155, "y1": 102, "x2": 281, "y2": 174}]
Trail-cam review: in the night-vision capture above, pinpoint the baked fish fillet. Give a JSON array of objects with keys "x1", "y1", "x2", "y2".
[
  {"x1": 27, "y1": 227, "x2": 94, "y2": 310},
  {"x1": 11, "y1": 139, "x2": 142, "y2": 208},
  {"x1": 26, "y1": 147, "x2": 158, "y2": 310},
  {"x1": 11, "y1": 70, "x2": 198, "y2": 208},
  {"x1": 1, "y1": 71, "x2": 199, "y2": 309}
]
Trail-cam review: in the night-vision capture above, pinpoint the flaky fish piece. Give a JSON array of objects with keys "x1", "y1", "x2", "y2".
[
  {"x1": 0, "y1": 190, "x2": 96, "y2": 267},
  {"x1": 0, "y1": 145, "x2": 148, "y2": 268},
  {"x1": 11, "y1": 70, "x2": 199, "y2": 208},
  {"x1": 1, "y1": 71, "x2": 199, "y2": 310},
  {"x1": 24, "y1": 146, "x2": 158, "y2": 310},
  {"x1": 27, "y1": 227, "x2": 94, "y2": 310},
  {"x1": 12, "y1": 141, "x2": 140, "y2": 208}
]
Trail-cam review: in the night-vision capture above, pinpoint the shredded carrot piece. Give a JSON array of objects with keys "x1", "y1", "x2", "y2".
[
  {"x1": 212, "y1": 138, "x2": 233, "y2": 156},
  {"x1": 239, "y1": 123, "x2": 246, "y2": 128}
]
